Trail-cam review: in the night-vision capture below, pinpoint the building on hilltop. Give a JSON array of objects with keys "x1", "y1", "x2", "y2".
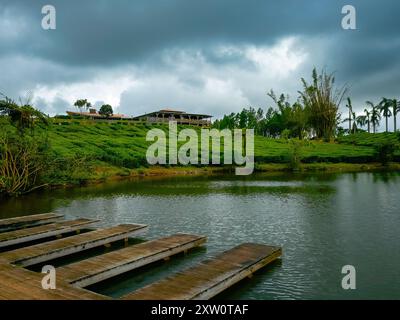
[
  {"x1": 66, "y1": 108, "x2": 126, "y2": 120},
  {"x1": 65, "y1": 108, "x2": 212, "y2": 126},
  {"x1": 131, "y1": 109, "x2": 212, "y2": 127}
]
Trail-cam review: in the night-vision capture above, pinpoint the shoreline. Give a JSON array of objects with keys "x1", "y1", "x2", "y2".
[{"x1": 48, "y1": 162, "x2": 400, "y2": 189}]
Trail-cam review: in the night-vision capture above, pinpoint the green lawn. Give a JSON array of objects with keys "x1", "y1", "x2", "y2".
[
  {"x1": 3, "y1": 118, "x2": 399, "y2": 186},
  {"x1": 47, "y1": 120, "x2": 400, "y2": 168}
]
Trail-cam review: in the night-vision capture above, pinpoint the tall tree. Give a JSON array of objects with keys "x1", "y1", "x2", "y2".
[
  {"x1": 73, "y1": 99, "x2": 91, "y2": 112},
  {"x1": 99, "y1": 104, "x2": 113, "y2": 118},
  {"x1": 299, "y1": 68, "x2": 347, "y2": 141},
  {"x1": 379, "y1": 98, "x2": 392, "y2": 132},
  {"x1": 85, "y1": 101, "x2": 92, "y2": 111},
  {"x1": 344, "y1": 110, "x2": 357, "y2": 134},
  {"x1": 345, "y1": 97, "x2": 353, "y2": 133},
  {"x1": 391, "y1": 98, "x2": 400, "y2": 132},
  {"x1": 363, "y1": 107, "x2": 371, "y2": 133},
  {"x1": 368, "y1": 101, "x2": 381, "y2": 133},
  {"x1": 356, "y1": 114, "x2": 367, "y2": 131}
]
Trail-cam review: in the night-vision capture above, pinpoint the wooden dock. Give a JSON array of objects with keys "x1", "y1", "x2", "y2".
[
  {"x1": 0, "y1": 262, "x2": 108, "y2": 300},
  {"x1": 0, "y1": 218, "x2": 98, "y2": 248},
  {"x1": 0, "y1": 213, "x2": 63, "y2": 232},
  {"x1": 1, "y1": 224, "x2": 148, "y2": 267},
  {"x1": 58, "y1": 233, "x2": 207, "y2": 288},
  {"x1": 123, "y1": 243, "x2": 282, "y2": 300},
  {"x1": 0, "y1": 214, "x2": 281, "y2": 300}
]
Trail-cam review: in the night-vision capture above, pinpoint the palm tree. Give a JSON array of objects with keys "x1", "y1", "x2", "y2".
[
  {"x1": 356, "y1": 114, "x2": 367, "y2": 131},
  {"x1": 343, "y1": 110, "x2": 357, "y2": 134},
  {"x1": 85, "y1": 101, "x2": 92, "y2": 112},
  {"x1": 363, "y1": 107, "x2": 371, "y2": 133},
  {"x1": 368, "y1": 101, "x2": 381, "y2": 133},
  {"x1": 74, "y1": 99, "x2": 91, "y2": 113},
  {"x1": 345, "y1": 97, "x2": 353, "y2": 133},
  {"x1": 391, "y1": 98, "x2": 400, "y2": 132},
  {"x1": 379, "y1": 98, "x2": 392, "y2": 132}
]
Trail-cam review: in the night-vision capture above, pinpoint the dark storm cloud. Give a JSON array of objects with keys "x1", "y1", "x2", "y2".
[
  {"x1": 4, "y1": 0, "x2": 395, "y2": 66},
  {"x1": 1, "y1": 0, "x2": 400, "y2": 118}
]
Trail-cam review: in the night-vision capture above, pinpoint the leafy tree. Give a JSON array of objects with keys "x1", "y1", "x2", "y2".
[
  {"x1": 266, "y1": 90, "x2": 308, "y2": 138},
  {"x1": 74, "y1": 99, "x2": 91, "y2": 112},
  {"x1": 288, "y1": 102, "x2": 309, "y2": 139},
  {"x1": 0, "y1": 94, "x2": 50, "y2": 195},
  {"x1": 0, "y1": 94, "x2": 48, "y2": 135},
  {"x1": 99, "y1": 104, "x2": 113, "y2": 118},
  {"x1": 299, "y1": 68, "x2": 347, "y2": 141}
]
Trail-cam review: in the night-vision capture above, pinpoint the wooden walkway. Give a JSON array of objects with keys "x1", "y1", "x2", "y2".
[
  {"x1": 0, "y1": 261, "x2": 108, "y2": 300},
  {"x1": 0, "y1": 224, "x2": 147, "y2": 267},
  {"x1": 0, "y1": 214, "x2": 281, "y2": 300},
  {"x1": 123, "y1": 243, "x2": 282, "y2": 300},
  {"x1": 0, "y1": 218, "x2": 98, "y2": 248},
  {"x1": 57, "y1": 233, "x2": 206, "y2": 288},
  {"x1": 0, "y1": 213, "x2": 63, "y2": 232}
]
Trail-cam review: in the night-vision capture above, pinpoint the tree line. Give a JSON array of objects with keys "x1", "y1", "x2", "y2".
[
  {"x1": 344, "y1": 97, "x2": 399, "y2": 134},
  {"x1": 213, "y1": 68, "x2": 399, "y2": 139},
  {"x1": 73, "y1": 99, "x2": 114, "y2": 118}
]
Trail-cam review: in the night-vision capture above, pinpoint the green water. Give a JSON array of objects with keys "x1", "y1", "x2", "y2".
[{"x1": 1, "y1": 172, "x2": 399, "y2": 299}]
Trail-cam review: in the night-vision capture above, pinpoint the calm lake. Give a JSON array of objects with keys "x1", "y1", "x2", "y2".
[{"x1": 1, "y1": 172, "x2": 399, "y2": 299}]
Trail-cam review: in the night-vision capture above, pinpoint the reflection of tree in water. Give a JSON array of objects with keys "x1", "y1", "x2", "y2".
[
  {"x1": 372, "y1": 171, "x2": 400, "y2": 184},
  {"x1": 0, "y1": 190, "x2": 59, "y2": 219}
]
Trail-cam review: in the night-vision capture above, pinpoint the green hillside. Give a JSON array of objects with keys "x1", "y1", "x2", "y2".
[
  {"x1": 2, "y1": 118, "x2": 400, "y2": 190},
  {"x1": 48, "y1": 120, "x2": 400, "y2": 167}
]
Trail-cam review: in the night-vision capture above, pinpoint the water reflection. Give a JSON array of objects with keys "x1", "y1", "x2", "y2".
[{"x1": 0, "y1": 171, "x2": 399, "y2": 299}]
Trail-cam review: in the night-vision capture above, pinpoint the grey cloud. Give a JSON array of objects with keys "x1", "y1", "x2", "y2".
[
  {"x1": 35, "y1": 96, "x2": 70, "y2": 115},
  {"x1": 4, "y1": 0, "x2": 396, "y2": 66},
  {"x1": 1, "y1": 0, "x2": 400, "y2": 123}
]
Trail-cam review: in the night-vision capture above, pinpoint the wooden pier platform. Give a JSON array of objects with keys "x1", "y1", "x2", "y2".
[
  {"x1": 57, "y1": 233, "x2": 207, "y2": 288},
  {"x1": 0, "y1": 224, "x2": 148, "y2": 267},
  {"x1": 0, "y1": 218, "x2": 98, "y2": 248},
  {"x1": 0, "y1": 213, "x2": 63, "y2": 232},
  {"x1": 0, "y1": 214, "x2": 281, "y2": 300},
  {"x1": 123, "y1": 243, "x2": 282, "y2": 300},
  {"x1": 0, "y1": 262, "x2": 108, "y2": 300}
]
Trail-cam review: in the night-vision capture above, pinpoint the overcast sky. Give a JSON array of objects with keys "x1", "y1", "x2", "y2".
[{"x1": 1, "y1": 0, "x2": 399, "y2": 129}]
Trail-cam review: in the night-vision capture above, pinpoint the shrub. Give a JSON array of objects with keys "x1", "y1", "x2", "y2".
[
  {"x1": 373, "y1": 142, "x2": 397, "y2": 165},
  {"x1": 0, "y1": 133, "x2": 50, "y2": 195},
  {"x1": 288, "y1": 140, "x2": 303, "y2": 171}
]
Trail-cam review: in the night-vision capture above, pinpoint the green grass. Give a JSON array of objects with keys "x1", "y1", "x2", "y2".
[
  {"x1": 337, "y1": 131, "x2": 400, "y2": 147},
  {"x1": 2, "y1": 119, "x2": 400, "y2": 186},
  {"x1": 254, "y1": 137, "x2": 377, "y2": 163},
  {"x1": 47, "y1": 120, "x2": 400, "y2": 166}
]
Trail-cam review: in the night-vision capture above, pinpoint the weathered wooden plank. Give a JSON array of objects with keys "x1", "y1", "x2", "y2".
[
  {"x1": 0, "y1": 213, "x2": 63, "y2": 233},
  {"x1": 123, "y1": 243, "x2": 282, "y2": 300},
  {"x1": 0, "y1": 218, "x2": 98, "y2": 248},
  {"x1": 0, "y1": 263, "x2": 108, "y2": 300},
  {"x1": 0, "y1": 224, "x2": 148, "y2": 267},
  {"x1": 57, "y1": 233, "x2": 206, "y2": 288}
]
